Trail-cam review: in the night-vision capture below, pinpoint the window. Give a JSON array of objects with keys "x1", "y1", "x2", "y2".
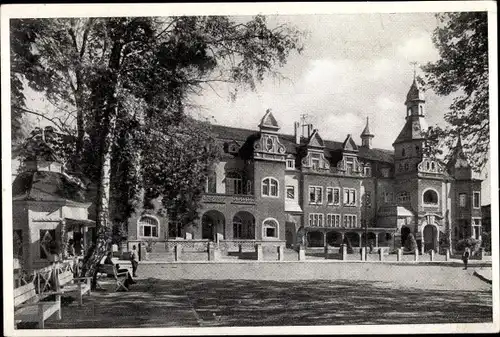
[
  {"x1": 40, "y1": 229, "x2": 56, "y2": 259},
  {"x1": 311, "y1": 153, "x2": 320, "y2": 169},
  {"x1": 309, "y1": 213, "x2": 324, "y2": 227},
  {"x1": 246, "y1": 180, "x2": 253, "y2": 195},
  {"x1": 397, "y1": 191, "x2": 410, "y2": 203},
  {"x1": 416, "y1": 145, "x2": 420, "y2": 155},
  {"x1": 138, "y1": 216, "x2": 159, "y2": 238},
  {"x1": 346, "y1": 158, "x2": 354, "y2": 175},
  {"x1": 286, "y1": 185, "x2": 295, "y2": 200},
  {"x1": 423, "y1": 189, "x2": 439, "y2": 205},
  {"x1": 326, "y1": 188, "x2": 340, "y2": 205},
  {"x1": 404, "y1": 162, "x2": 409, "y2": 171},
  {"x1": 473, "y1": 192, "x2": 480, "y2": 208},
  {"x1": 459, "y1": 193, "x2": 467, "y2": 207},
  {"x1": 262, "y1": 218, "x2": 278, "y2": 238},
  {"x1": 262, "y1": 177, "x2": 279, "y2": 197},
  {"x1": 233, "y1": 216, "x2": 255, "y2": 239},
  {"x1": 343, "y1": 188, "x2": 357, "y2": 206},
  {"x1": 327, "y1": 188, "x2": 333, "y2": 205},
  {"x1": 309, "y1": 186, "x2": 323, "y2": 204},
  {"x1": 384, "y1": 192, "x2": 393, "y2": 203},
  {"x1": 472, "y1": 218, "x2": 481, "y2": 239},
  {"x1": 206, "y1": 171, "x2": 217, "y2": 193},
  {"x1": 326, "y1": 214, "x2": 341, "y2": 227},
  {"x1": 226, "y1": 171, "x2": 243, "y2": 195},
  {"x1": 402, "y1": 148, "x2": 406, "y2": 157},
  {"x1": 343, "y1": 215, "x2": 357, "y2": 228},
  {"x1": 364, "y1": 166, "x2": 372, "y2": 177},
  {"x1": 266, "y1": 137, "x2": 274, "y2": 151},
  {"x1": 286, "y1": 159, "x2": 295, "y2": 169},
  {"x1": 431, "y1": 162, "x2": 436, "y2": 170},
  {"x1": 365, "y1": 191, "x2": 372, "y2": 208}
]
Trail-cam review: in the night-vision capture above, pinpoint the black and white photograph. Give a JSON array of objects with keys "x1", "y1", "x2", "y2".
[{"x1": 1, "y1": 2, "x2": 498, "y2": 335}]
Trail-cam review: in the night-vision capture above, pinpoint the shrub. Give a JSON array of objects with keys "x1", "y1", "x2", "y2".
[
  {"x1": 404, "y1": 233, "x2": 417, "y2": 252},
  {"x1": 481, "y1": 232, "x2": 491, "y2": 252},
  {"x1": 456, "y1": 237, "x2": 482, "y2": 253}
]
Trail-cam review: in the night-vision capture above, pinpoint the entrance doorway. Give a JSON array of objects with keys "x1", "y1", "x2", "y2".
[
  {"x1": 423, "y1": 225, "x2": 438, "y2": 252},
  {"x1": 201, "y1": 210, "x2": 225, "y2": 241},
  {"x1": 401, "y1": 226, "x2": 411, "y2": 248}
]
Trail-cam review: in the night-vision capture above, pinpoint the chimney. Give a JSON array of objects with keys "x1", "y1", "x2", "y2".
[
  {"x1": 307, "y1": 124, "x2": 314, "y2": 138},
  {"x1": 294, "y1": 122, "x2": 300, "y2": 144}
]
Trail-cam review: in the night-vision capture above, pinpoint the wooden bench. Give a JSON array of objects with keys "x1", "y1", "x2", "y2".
[
  {"x1": 55, "y1": 270, "x2": 92, "y2": 306},
  {"x1": 14, "y1": 281, "x2": 62, "y2": 329},
  {"x1": 97, "y1": 264, "x2": 130, "y2": 292}
]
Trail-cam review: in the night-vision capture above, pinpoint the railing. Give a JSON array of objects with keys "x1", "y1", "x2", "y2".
[
  {"x1": 14, "y1": 260, "x2": 74, "y2": 294},
  {"x1": 201, "y1": 193, "x2": 256, "y2": 205}
]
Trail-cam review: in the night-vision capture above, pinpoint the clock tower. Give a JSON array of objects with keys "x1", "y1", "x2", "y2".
[{"x1": 393, "y1": 76, "x2": 428, "y2": 176}]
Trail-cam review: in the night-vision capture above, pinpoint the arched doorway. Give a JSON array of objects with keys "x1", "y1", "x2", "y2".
[
  {"x1": 361, "y1": 232, "x2": 377, "y2": 251},
  {"x1": 344, "y1": 232, "x2": 360, "y2": 250},
  {"x1": 232, "y1": 211, "x2": 255, "y2": 239},
  {"x1": 401, "y1": 226, "x2": 411, "y2": 248},
  {"x1": 307, "y1": 231, "x2": 324, "y2": 247},
  {"x1": 326, "y1": 231, "x2": 343, "y2": 247},
  {"x1": 423, "y1": 224, "x2": 438, "y2": 252},
  {"x1": 201, "y1": 210, "x2": 225, "y2": 241}
]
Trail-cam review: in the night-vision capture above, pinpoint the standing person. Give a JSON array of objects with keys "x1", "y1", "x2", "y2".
[
  {"x1": 130, "y1": 245, "x2": 139, "y2": 277},
  {"x1": 462, "y1": 247, "x2": 471, "y2": 270}
]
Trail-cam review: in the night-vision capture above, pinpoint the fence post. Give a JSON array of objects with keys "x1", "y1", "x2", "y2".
[
  {"x1": 445, "y1": 248, "x2": 450, "y2": 261},
  {"x1": 397, "y1": 248, "x2": 402, "y2": 262},
  {"x1": 430, "y1": 249, "x2": 435, "y2": 262},
  {"x1": 324, "y1": 245, "x2": 329, "y2": 260},
  {"x1": 361, "y1": 247, "x2": 366, "y2": 261},
  {"x1": 278, "y1": 246, "x2": 284, "y2": 261},
  {"x1": 414, "y1": 249, "x2": 419, "y2": 262},
  {"x1": 298, "y1": 245, "x2": 306, "y2": 261},
  {"x1": 479, "y1": 247, "x2": 484, "y2": 260},
  {"x1": 255, "y1": 244, "x2": 263, "y2": 261},
  {"x1": 341, "y1": 244, "x2": 347, "y2": 261},
  {"x1": 174, "y1": 245, "x2": 180, "y2": 262},
  {"x1": 208, "y1": 242, "x2": 215, "y2": 261},
  {"x1": 239, "y1": 244, "x2": 243, "y2": 254}
]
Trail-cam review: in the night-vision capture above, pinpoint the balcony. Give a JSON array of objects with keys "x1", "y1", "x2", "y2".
[{"x1": 202, "y1": 193, "x2": 256, "y2": 205}]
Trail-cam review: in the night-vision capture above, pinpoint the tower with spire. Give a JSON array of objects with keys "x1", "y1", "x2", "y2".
[{"x1": 360, "y1": 117, "x2": 374, "y2": 149}]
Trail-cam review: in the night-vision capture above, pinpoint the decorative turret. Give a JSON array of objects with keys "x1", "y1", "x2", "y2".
[
  {"x1": 360, "y1": 117, "x2": 374, "y2": 149},
  {"x1": 405, "y1": 74, "x2": 426, "y2": 118},
  {"x1": 258, "y1": 108, "x2": 280, "y2": 133},
  {"x1": 447, "y1": 136, "x2": 474, "y2": 180},
  {"x1": 254, "y1": 109, "x2": 286, "y2": 162},
  {"x1": 21, "y1": 126, "x2": 63, "y2": 173}
]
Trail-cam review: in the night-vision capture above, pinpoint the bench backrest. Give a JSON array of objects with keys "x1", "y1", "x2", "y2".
[
  {"x1": 57, "y1": 270, "x2": 74, "y2": 288},
  {"x1": 14, "y1": 282, "x2": 37, "y2": 307}
]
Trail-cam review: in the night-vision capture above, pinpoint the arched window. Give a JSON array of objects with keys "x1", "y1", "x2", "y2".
[
  {"x1": 138, "y1": 215, "x2": 159, "y2": 238},
  {"x1": 431, "y1": 162, "x2": 436, "y2": 170},
  {"x1": 262, "y1": 218, "x2": 279, "y2": 238},
  {"x1": 206, "y1": 171, "x2": 217, "y2": 193},
  {"x1": 423, "y1": 189, "x2": 439, "y2": 205},
  {"x1": 226, "y1": 171, "x2": 243, "y2": 195},
  {"x1": 262, "y1": 177, "x2": 279, "y2": 197}
]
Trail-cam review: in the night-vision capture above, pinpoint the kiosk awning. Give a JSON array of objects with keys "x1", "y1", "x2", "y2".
[{"x1": 65, "y1": 218, "x2": 96, "y2": 228}]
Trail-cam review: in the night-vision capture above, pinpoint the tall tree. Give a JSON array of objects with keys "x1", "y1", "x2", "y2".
[
  {"x1": 13, "y1": 16, "x2": 304, "y2": 282},
  {"x1": 422, "y1": 12, "x2": 489, "y2": 172}
]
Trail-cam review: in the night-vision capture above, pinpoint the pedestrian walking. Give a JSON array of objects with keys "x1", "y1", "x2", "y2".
[
  {"x1": 130, "y1": 245, "x2": 139, "y2": 277},
  {"x1": 462, "y1": 247, "x2": 470, "y2": 270}
]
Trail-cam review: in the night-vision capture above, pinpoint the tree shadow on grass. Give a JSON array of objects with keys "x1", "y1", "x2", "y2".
[{"x1": 40, "y1": 278, "x2": 492, "y2": 329}]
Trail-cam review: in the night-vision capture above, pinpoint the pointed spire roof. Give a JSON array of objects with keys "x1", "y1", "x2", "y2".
[
  {"x1": 342, "y1": 134, "x2": 359, "y2": 153},
  {"x1": 306, "y1": 129, "x2": 325, "y2": 148},
  {"x1": 405, "y1": 77, "x2": 425, "y2": 104},
  {"x1": 258, "y1": 109, "x2": 280, "y2": 132},
  {"x1": 361, "y1": 117, "x2": 374, "y2": 137},
  {"x1": 449, "y1": 136, "x2": 471, "y2": 169}
]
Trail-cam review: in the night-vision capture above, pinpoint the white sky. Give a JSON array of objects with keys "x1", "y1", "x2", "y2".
[{"x1": 19, "y1": 13, "x2": 491, "y2": 205}]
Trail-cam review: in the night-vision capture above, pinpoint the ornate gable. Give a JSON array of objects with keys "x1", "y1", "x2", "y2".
[
  {"x1": 258, "y1": 109, "x2": 280, "y2": 132},
  {"x1": 253, "y1": 133, "x2": 286, "y2": 162},
  {"x1": 342, "y1": 134, "x2": 359, "y2": 153},
  {"x1": 307, "y1": 130, "x2": 325, "y2": 148}
]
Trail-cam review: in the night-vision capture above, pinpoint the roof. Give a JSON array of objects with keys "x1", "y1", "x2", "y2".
[
  {"x1": 393, "y1": 117, "x2": 427, "y2": 145},
  {"x1": 406, "y1": 78, "x2": 425, "y2": 103},
  {"x1": 12, "y1": 171, "x2": 89, "y2": 203},
  {"x1": 210, "y1": 124, "x2": 394, "y2": 164},
  {"x1": 361, "y1": 117, "x2": 374, "y2": 137}
]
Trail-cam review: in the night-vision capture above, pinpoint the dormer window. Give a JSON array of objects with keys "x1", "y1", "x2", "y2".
[
  {"x1": 364, "y1": 166, "x2": 372, "y2": 177},
  {"x1": 286, "y1": 159, "x2": 295, "y2": 169},
  {"x1": 311, "y1": 153, "x2": 320, "y2": 169}
]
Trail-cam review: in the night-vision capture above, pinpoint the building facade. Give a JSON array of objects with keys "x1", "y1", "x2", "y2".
[{"x1": 128, "y1": 78, "x2": 483, "y2": 254}]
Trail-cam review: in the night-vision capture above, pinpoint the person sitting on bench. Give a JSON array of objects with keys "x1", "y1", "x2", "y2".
[{"x1": 103, "y1": 252, "x2": 136, "y2": 285}]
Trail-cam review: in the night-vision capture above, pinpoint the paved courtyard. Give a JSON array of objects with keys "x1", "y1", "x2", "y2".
[{"x1": 32, "y1": 262, "x2": 493, "y2": 329}]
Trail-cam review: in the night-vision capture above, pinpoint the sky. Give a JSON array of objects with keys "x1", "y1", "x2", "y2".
[{"x1": 19, "y1": 12, "x2": 491, "y2": 205}]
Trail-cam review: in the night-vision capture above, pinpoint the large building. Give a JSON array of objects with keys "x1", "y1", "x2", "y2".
[{"x1": 127, "y1": 77, "x2": 483, "y2": 254}]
